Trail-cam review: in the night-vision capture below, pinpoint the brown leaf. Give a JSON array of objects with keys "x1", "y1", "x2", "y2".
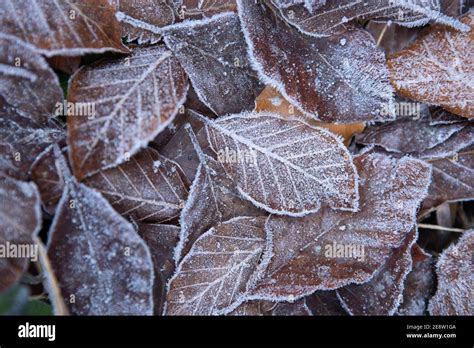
[
  {"x1": 305, "y1": 291, "x2": 348, "y2": 316},
  {"x1": 165, "y1": 216, "x2": 269, "y2": 315},
  {"x1": 136, "y1": 223, "x2": 179, "y2": 315},
  {"x1": 117, "y1": 0, "x2": 176, "y2": 44},
  {"x1": 164, "y1": 13, "x2": 263, "y2": 116},
  {"x1": 248, "y1": 152, "x2": 432, "y2": 300},
  {"x1": 0, "y1": 175, "x2": 42, "y2": 293},
  {"x1": 47, "y1": 152, "x2": 154, "y2": 315},
  {"x1": 336, "y1": 229, "x2": 417, "y2": 315},
  {"x1": 397, "y1": 244, "x2": 433, "y2": 315},
  {"x1": 174, "y1": 125, "x2": 264, "y2": 263},
  {"x1": 0, "y1": 0, "x2": 128, "y2": 56},
  {"x1": 237, "y1": 0, "x2": 395, "y2": 123},
  {"x1": 255, "y1": 86, "x2": 366, "y2": 145},
  {"x1": 84, "y1": 147, "x2": 188, "y2": 223},
  {"x1": 47, "y1": 55, "x2": 82, "y2": 75},
  {"x1": 388, "y1": 11, "x2": 474, "y2": 118},
  {"x1": 271, "y1": 0, "x2": 468, "y2": 37},
  {"x1": 67, "y1": 45, "x2": 189, "y2": 180},
  {"x1": 204, "y1": 112, "x2": 359, "y2": 216},
  {"x1": 428, "y1": 230, "x2": 473, "y2": 315}
]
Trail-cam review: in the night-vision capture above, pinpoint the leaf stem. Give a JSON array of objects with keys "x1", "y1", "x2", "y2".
[{"x1": 418, "y1": 223, "x2": 465, "y2": 233}]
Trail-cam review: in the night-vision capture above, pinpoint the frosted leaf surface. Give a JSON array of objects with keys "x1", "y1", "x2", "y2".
[
  {"x1": 31, "y1": 143, "x2": 66, "y2": 216},
  {"x1": 165, "y1": 216, "x2": 268, "y2": 315},
  {"x1": 136, "y1": 223, "x2": 179, "y2": 315},
  {"x1": 177, "y1": 0, "x2": 237, "y2": 20},
  {"x1": 84, "y1": 147, "x2": 188, "y2": 223},
  {"x1": 229, "y1": 299, "x2": 310, "y2": 316},
  {"x1": 0, "y1": 175, "x2": 41, "y2": 292},
  {"x1": 164, "y1": 13, "x2": 263, "y2": 116},
  {"x1": 397, "y1": 244, "x2": 433, "y2": 316},
  {"x1": 336, "y1": 229, "x2": 417, "y2": 315},
  {"x1": 205, "y1": 112, "x2": 359, "y2": 216},
  {"x1": 0, "y1": 0, "x2": 128, "y2": 56},
  {"x1": 249, "y1": 152, "x2": 432, "y2": 300},
  {"x1": 47, "y1": 154, "x2": 154, "y2": 315},
  {"x1": 237, "y1": 0, "x2": 395, "y2": 123},
  {"x1": 117, "y1": 0, "x2": 175, "y2": 44},
  {"x1": 271, "y1": 0, "x2": 468, "y2": 37},
  {"x1": 355, "y1": 115, "x2": 468, "y2": 154},
  {"x1": 429, "y1": 108, "x2": 466, "y2": 125},
  {"x1": 67, "y1": 45, "x2": 189, "y2": 180},
  {"x1": 305, "y1": 291, "x2": 348, "y2": 315},
  {"x1": 388, "y1": 11, "x2": 474, "y2": 118},
  {"x1": 428, "y1": 230, "x2": 474, "y2": 315}
]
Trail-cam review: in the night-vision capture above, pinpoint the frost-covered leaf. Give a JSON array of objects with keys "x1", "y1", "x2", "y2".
[
  {"x1": 204, "y1": 112, "x2": 359, "y2": 216},
  {"x1": 175, "y1": 125, "x2": 263, "y2": 263},
  {"x1": 47, "y1": 153, "x2": 154, "y2": 315},
  {"x1": 177, "y1": 0, "x2": 237, "y2": 20},
  {"x1": 355, "y1": 115, "x2": 469, "y2": 154},
  {"x1": 164, "y1": 13, "x2": 263, "y2": 116},
  {"x1": 67, "y1": 45, "x2": 189, "y2": 180},
  {"x1": 230, "y1": 299, "x2": 310, "y2": 316},
  {"x1": 30, "y1": 143, "x2": 66, "y2": 215},
  {"x1": 428, "y1": 230, "x2": 473, "y2": 315},
  {"x1": 84, "y1": 147, "x2": 188, "y2": 223},
  {"x1": 255, "y1": 86, "x2": 365, "y2": 146},
  {"x1": 165, "y1": 216, "x2": 268, "y2": 315},
  {"x1": 337, "y1": 229, "x2": 417, "y2": 315},
  {"x1": 248, "y1": 152, "x2": 432, "y2": 300},
  {"x1": 305, "y1": 291, "x2": 348, "y2": 315},
  {"x1": 237, "y1": 0, "x2": 395, "y2": 123},
  {"x1": 136, "y1": 223, "x2": 179, "y2": 315},
  {"x1": 0, "y1": 176, "x2": 41, "y2": 293},
  {"x1": 271, "y1": 0, "x2": 469, "y2": 37},
  {"x1": 117, "y1": 0, "x2": 176, "y2": 44},
  {"x1": 388, "y1": 11, "x2": 474, "y2": 118},
  {"x1": 397, "y1": 244, "x2": 433, "y2": 316},
  {"x1": 429, "y1": 108, "x2": 466, "y2": 125},
  {"x1": 0, "y1": 0, "x2": 128, "y2": 56}
]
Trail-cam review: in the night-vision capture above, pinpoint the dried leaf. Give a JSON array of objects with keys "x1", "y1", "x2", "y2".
[
  {"x1": 47, "y1": 55, "x2": 82, "y2": 75},
  {"x1": 388, "y1": 11, "x2": 474, "y2": 118},
  {"x1": 429, "y1": 108, "x2": 466, "y2": 125},
  {"x1": 272, "y1": 0, "x2": 469, "y2": 37},
  {"x1": 204, "y1": 112, "x2": 359, "y2": 216},
  {"x1": 47, "y1": 152, "x2": 154, "y2": 315},
  {"x1": 165, "y1": 216, "x2": 269, "y2": 315},
  {"x1": 84, "y1": 147, "x2": 188, "y2": 223},
  {"x1": 174, "y1": 125, "x2": 263, "y2": 263},
  {"x1": 305, "y1": 291, "x2": 348, "y2": 315},
  {"x1": 365, "y1": 21, "x2": 423, "y2": 56},
  {"x1": 164, "y1": 13, "x2": 263, "y2": 116},
  {"x1": 67, "y1": 45, "x2": 189, "y2": 180},
  {"x1": 397, "y1": 244, "x2": 433, "y2": 316},
  {"x1": 237, "y1": 0, "x2": 395, "y2": 123},
  {"x1": 248, "y1": 152, "x2": 431, "y2": 300},
  {"x1": 337, "y1": 229, "x2": 417, "y2": 315},
  {"x1": 255, "y1": 86, "x2": 365, "y2": 145},
  {"x1": 428, "y1": 230, "x2": 473, "y2": 315},
  {"x1": 177, "y1": 0, "x2": 237, "y2": 20},
  {"x1": 117, "y1": 0, "x2": 176, "y2": 44},
  {"x1": 0, "y1": 175, "x2": 42, "y2": 293},
  {"x1": 0, "y1": 0, "x2": 128, "y2": 56},
  {"x1": 136, "y1": 223, "x2": 179, "y2": 315}
]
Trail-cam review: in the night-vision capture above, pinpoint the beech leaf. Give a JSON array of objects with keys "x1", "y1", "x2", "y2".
[
  {"x1": 388, "y1": 11, "x2": 474, "y2": 118},
  {"x1": 237, "y1": 0, "x2": 396, "y2": 123},
  {"x1": 204, "y1": 112, "x2": 359, "y2": 216},
  {"x1": 164, "y1": 13, "x2": 263, "y2": 116},
  {"x1": 0, "y1": 0, "x2": 128, "y2": 56},
  {"x1": 84, "y1": 147, "x2": 188, "y2": 223},
  {"x1": 67, "y1": 45, "x2": 189, "y2": 180},
  {"x1": 0, "y1": 176, "x2": 42, "y2": 293},
  {"x1": 428, "y1": 230, "x2": 473, "y2": 315}
]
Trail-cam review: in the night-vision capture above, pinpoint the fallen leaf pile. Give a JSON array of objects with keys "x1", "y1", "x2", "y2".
[{"x1": 0, "y1": 0, "x2": 472, "y2": 316}]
